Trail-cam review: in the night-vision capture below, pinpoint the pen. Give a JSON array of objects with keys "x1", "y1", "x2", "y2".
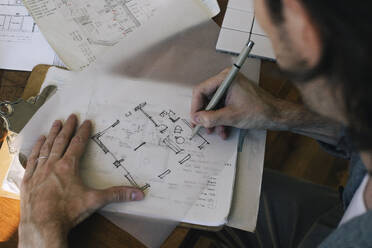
[{"x1": 191, "y1": 40, "x2": 255, "y2": 139}]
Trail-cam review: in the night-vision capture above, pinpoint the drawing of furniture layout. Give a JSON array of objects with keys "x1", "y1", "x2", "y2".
[
  {"x1": 90, "y1": 102, "x2": 211, "y2": 192},
  {"x1": 0, "y1": 0, "x2": 37, "y2": 33}
]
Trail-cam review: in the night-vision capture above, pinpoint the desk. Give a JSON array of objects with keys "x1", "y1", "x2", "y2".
[{"x1": 0, "y1": 0, "x2": 348, "y2": 246}]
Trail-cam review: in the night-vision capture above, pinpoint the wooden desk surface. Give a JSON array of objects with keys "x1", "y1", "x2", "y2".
[{"x1": 0, "y1": 0, "x2": 348, "y2": 247}]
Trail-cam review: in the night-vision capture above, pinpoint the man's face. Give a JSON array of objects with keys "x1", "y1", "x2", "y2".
[{"x1": 253, "y1": 0, "x2": 346, "y2": 124}]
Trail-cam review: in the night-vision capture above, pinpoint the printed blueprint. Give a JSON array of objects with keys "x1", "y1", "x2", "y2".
[{"x1": 0, "y1": 0, "x2": 64, "y2": 70}]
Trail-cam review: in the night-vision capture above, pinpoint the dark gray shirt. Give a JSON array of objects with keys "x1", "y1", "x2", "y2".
[{"x1": 319, "y1": 132, "x2": 372, "y2": 247}]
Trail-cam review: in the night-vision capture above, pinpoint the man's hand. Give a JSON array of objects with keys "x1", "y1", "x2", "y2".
[
  {"x1": 19, "y1": 114, "x2": 144, "y2": 248},
  {"x1": 191, "y1": 68, "x2": 284, "y2": 139},
  {"x1": 191, "y1": 68, "x2": 343, "y2": 144}
]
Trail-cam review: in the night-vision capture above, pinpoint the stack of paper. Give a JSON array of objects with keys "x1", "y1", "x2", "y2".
[
  {"x1": 216, "y1": 0, "x2": 275, "y2": 60},
  {"x1": 0, "y1": 0, "x2": 219, "y2": 71}
]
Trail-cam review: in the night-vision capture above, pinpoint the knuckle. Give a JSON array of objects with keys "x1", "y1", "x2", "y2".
[
  {"x1": 71, "y1": 135, "x2": 84, "y2": 146},
  {"x1": 40, "y1": 142, "x2": 52, "y2": 153},
  {"x1": 112, "y1": 188, "x2": 127, "y2": 202},
  {"x1": 55, "y1": 133, "x2": 68, "y2": 144},
  {"x1": 203, "y1": 118, "x2": 214, "y2": 128},
  {"x1": 26, "y1": 158, "x2": 36, "y2": 168},
  {"x1": 58, "y1": 157, "x2": 74, "y2": 171},
  {"x1": 87, "y1": 191, "x2": 103, "y2": 206}
]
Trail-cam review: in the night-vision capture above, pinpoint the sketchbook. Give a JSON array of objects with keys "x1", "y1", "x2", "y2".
[{"x1": 216, "y1": 0, "x2": 275, "y2": 60}]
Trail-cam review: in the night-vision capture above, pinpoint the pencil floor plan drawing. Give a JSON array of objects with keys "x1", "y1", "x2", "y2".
[
  {"x1": 53, "y1": 0, "x2": 157, "y2": 47},
  {"x1": 90, "y1": 102, "x2": 211, "y2": 192}
]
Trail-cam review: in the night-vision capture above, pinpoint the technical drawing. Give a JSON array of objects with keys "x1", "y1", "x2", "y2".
[
  {"x1": 89, "y1": 102, "x2": 216, "y2": 194},
  {"x1": 174, "y1": 125, "x2": 183, "y2": 134},
  {"x1": 182, "y1": 119, "x2": 210, "y2": 150},
  {"x1": 179, "y1": 154, "x2": 191, "y2": 165},
  {"x1": 54, "y1": 0, "x2": 156, "y2": 46},
  {"x1": 158, "y1": 124, "x2": 168, "y2": 134},
  {"x1": 163, "y1": 136, "x2": 183, "y2": 155},
  {"x1": 114, "y1": 159, "x2": 125, "y2": 168},
  {"x1": 140, "y1": 183, "x2": 151, "y2": 191},
  {"x1": 0, "y1": 0, "x2": 38, "y2": 33},
  {"x1": 134, "y1": 142, "x2": 146, "y2": 151},
  {"x1": 158, "y1": 169, "x2": 171, "y2": 179},
  {"x1": 87, "y1": 38, "x2": 119, "y2": 47},
  {"x1": 160, "y1": 109, "x2": 180, "y2": 123},
  {"x1": 91, "y1": 120, "x2": 150, "y2": 191},
  {"x1": 135, "y1": 102, "x2": 159, "y2": 127},
  {"x1": 198, "y1": 140, "x2": 209, "y2": 150},
  {"x1": 175, "y1": 136, "x2": 185, "y2": 145}
]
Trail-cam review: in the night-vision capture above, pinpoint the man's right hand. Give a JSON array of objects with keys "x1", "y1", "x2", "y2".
[
  {"x1": 191, "y1": 68, "x2": 285, "y2": 138},
  {"x1": 19, "y1": 114, "x2": 144, "y2": 248}
]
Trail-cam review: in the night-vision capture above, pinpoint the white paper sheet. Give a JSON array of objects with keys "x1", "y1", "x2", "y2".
[{"x1": 0, "y1": 0, "x2": 64, "y2": 71}]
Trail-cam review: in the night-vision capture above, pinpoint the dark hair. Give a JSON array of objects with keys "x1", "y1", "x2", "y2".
[{"x1": 265, "y1": 0, "x2": 372, "y2": 150}]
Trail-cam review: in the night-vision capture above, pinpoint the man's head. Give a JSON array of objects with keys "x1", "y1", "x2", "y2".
[{"x1": 254, "y1": 0, "x2": 372, "y2": 150}]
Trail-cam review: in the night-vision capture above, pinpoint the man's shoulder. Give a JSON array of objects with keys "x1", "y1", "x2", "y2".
[{"x1": 320, "y1": 211, "x2": 372, "y2": 247}]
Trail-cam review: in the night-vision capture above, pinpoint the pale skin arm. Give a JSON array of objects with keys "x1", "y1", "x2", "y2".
[
  {"x1": 191, "y1": 68, "x2": 342, "y2": 145},
  {"x1": 18, "y1": 114, "x2": 145, "y2": 248}
]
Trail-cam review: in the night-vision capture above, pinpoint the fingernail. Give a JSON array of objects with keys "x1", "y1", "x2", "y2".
[
  {"x1": 84, "y1": 120, "x2": 92, "y2": 126},
  {"x1": 53, "y1": 120, "x2": 61, "y2": 127},
  {"x1": 131, "y1": 191, "x2": 144, "y2": 201}
]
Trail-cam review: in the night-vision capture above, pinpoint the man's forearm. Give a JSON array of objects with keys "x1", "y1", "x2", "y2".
[
  {"x1": 272, "y1": 100, "x2": 343, "y2": 145},
  {"x1": 18, "y1": 222, "x2": 68, "y2": 248}
]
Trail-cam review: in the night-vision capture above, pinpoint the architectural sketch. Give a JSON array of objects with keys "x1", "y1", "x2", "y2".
[
  {"x1": 158, "y1": 169, "x2": 171, "y2": 179},
  {"x1": 135, "y1": 102, "x2": 159, "y2": 127},
  {"x1": 179, "y1": 154, "x2": 191, "y2": 165},
  {"x1": 174, "y1": 125, "x2": 183, "y2": 134},
  {"x1": 53, "y1": 0, "x2": 157, "y2": 47},
  {"x1": 92, "y1": 120, "x2": 148, "y2": 190},
  {"x1": 182, "y1": 119, "x2": 210, "y2": 150},
  {"x1": 134, "y1": 142, "x2": 146, "y2": 151},
  {"x1": 89, "y1": 101, "x2": 215, "y2": 192},
  {"x1": 163, "y1": 136, "x2": 183, "y2": 155}
]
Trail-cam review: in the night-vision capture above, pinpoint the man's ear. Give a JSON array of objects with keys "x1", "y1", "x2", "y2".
[{"x1": 282, "y1": 0, "x2": 322, "y2": 66}]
